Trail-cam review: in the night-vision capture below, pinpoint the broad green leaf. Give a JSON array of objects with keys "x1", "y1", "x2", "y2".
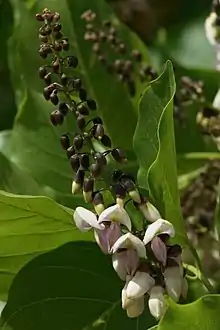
[
  {"x1": 133, "y1": 61, "x2": 186, "y2": 239},
  {"x1": 0, "y1": 242, "x2": 156, "y2": 330},
  {"x1": 158, "y1": 295, "x2": 220, "y2": 330},
  {"x1": 0, "y1": 190, "x2": 91, "y2": 300}
]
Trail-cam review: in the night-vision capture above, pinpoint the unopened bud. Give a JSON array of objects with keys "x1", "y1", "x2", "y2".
[
  {"x1": 123, "y1": 179, "x2": 141, "y2": 204},
  {"x1": 83, "y1": 177, "x2": 94, "y2": 203},
  {"x1": 94, "y1": 152, "x2": 107, "y2": 166},
  {"x1": 101, "y1": 134, "x2": 112, "y2": 147},
  {"x1": 72, "y1": 170, "x2": 85, "y2": 194},
  {"x1": 77, "y1": 115, "x2": 86, "y2": 129},
  {"x1": 73, "y1": 78, "x2": 82, "y2": 90},
  {"x1": 62, "y1": 39, "x2": 70, "y2": 51},
  {"x1": 52, "y1": 58, "x2": 60, "y2": 73},
  {"x1": 61, "y1": 73, "x2": 68, "y2": 86},
  {"x1": 79, "y1": 88, "x2": 87, "y2": 101},
  {"x1": 60, "y1": 134, "x2": 70, "y2": 150},
  {"x1": 139, "y1": 201, "x2": 161, "y2": 223},
  {"x1": 66, "y1": 146, "x2": 75, "y2": 159},
  {"x1": 50, "y1": 110, "x2": 64, "y2": 126},
  {"x1": 44, "y1": 72, "x2": 52, "y2": 85},
  {"x1": 53, "y1": 23, "x2": 62, "y2": 32},
  {"x1": 70, "y1": 154, "x2": 80, "y2": 172},
  {"x1": 36, "y1": 13, "x2": 44, "y2": 21},
  {"x1": 93, "y1": 192, "x2": 105, "y2": 215},
  {"x1": 78, "y1": 104, "x2": 89, "y2": 116},
  {"x1": 87, "y1": 99, "x2": 97, "y2": 110},
  {"x1": 94, "y1": 124, "x2": 104, "y2": 139},
  {"x1": 80, "y1": 154, "x2": 90, "y2": 170},
  {"x1": 111, "y1": 148, "x2": 127, "y2": 163},
  {"x1": 68, "y1": 55, "x2": 78, "y2": 68},
  {"x1": 167, "y1": 245, "x2": 182, "y2": 258},
  {"x1": 73, "y1": 135, "x2": 84, "y2": 150},
  {"x1": 58, "y1": 102, "x2": 69, "y2": 116},
  {"x1": 90, "y1": 163, "x2": 102, "y2": 177},
  {"x1": 50, "y1": 90, "x2": 59, "y2": 105},
  {"x1": 39, "y1": 66, "x2": 47, "y2": 79},
  {"x1": 93, "y1": 117, "x2": 103, "y2": 124}
]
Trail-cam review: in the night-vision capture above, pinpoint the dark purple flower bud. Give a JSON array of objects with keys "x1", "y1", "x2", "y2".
[
  {"x1": 50, "y1": 90, "x2": 59, "y2": 105},
  {"x1": 61, "y1": 73, "x2": 68, "y2": 86},
  {"x1": 53, "y1": 23, "x2": 62, "y2": 32},
  {"x1": 52, "y1": 59, "x2": 60, "y2": 73},
  {"x1": 93, "y1": 117, "x2": 103, "y2": 124},
  {"x1": 60, "y1": 134, "x2": 70, "y2": 150},
  {"x1": 167, "y1": 245, "x2": 182, "y2": 258},
  {"x1": 94, "y1": 152, "x2": 107, "y2": 166},
  {"x1": 50, "y1": 110, "x2": 64, "y2": 126},
  {"x1": 111, "y1": 148, "x2": 127, "y2": 163},
  {"x1": 101, "y1": 134, "x2": 111, "y2": 147},
  {"x1": 87, "y1": 99, "x2": 97, "y2": 110},
  {"x1": 73, "y1": 135, "x2": 84, "y2": 150},
  {"x1": 39, "y1": 66, "x2": 47, "y2": 79},
  {"x1": 36, "y1": 13, "x2": 44, "y2": 21},
  {"x1": 72, "y1": 170, "x2": 85, "y2": 194},
  {"x1": 44, "y1": 72, "x2": 52, "y2": 85},
  {"x1": 73, "y1": 78, "x2": 82, "y2": 90},
  {"x1": 80, "y1": 154, "x2": 90, "y2": 170},
  {"x1": 68, "y1": 56, "x2": 78, "y2": 68},
  {"x1": 131, "y1": 49, "x2": 142, "y2": 62},
  {"x1": 62, "y1": 39, "x2": 70, "y2": 51},
  {"x1": 78, "y1": 104, "x2": 89, "y2": 116},
  {"x1": 70, "y1": 154, "x2": 80, "y2": 171},
  {"x1": 94, "y1": 124, "x2": 104, "y2": 139},
  {"x1": 79, "y1": 88, "x2": 87, "y2": 101},
  {"x1": 66, "y1": 146, "x2": 75, "y2": 159},
  {"x1": 90, "y1": 163, "x2": 102, "y2": 177},
  {"x1": 58, "y1": 102, "x2": 69, "y2": 116},
  {"x1": 77, "y1": 115, "x2": 86, "y2": 129},
  {"x1": 83, "y1": 177, "x2": 94, "y2": 203}
]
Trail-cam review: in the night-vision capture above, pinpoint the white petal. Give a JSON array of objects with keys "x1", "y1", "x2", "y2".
[
  {"x1": 121, "y1": 276, "x2": 134, "y2": 309},
  {"x1": 213, "y1": 89, "x2": 220, "y2": 110},
  {"x1": 74, "y1": 207, "x2": 104, "y2": 232},
  {"x1": 126, "y1": 296, "x2": 145, "y2": 318},
  {"x1": 139, "y1": 202, "x2": 161, "y2": 223},
  {"x1": 148, "y1": 286, "x2": 167, "y2": 320},
  {"x1": 112, "y1": 253, "x2": 128, "y2": 281},
  {"x1": 143, "y1": 219, "x2": 175, "y2": 245},
  {"x1": 126, "y1": 271, "x2": 155, "y2": 299},
  {"x1": 98, "y1": 204, "x2": 132, "y2": 231},
  {"x1": 111, "y1": 233, "x2": 146, "y2": 258},
  {"x1": 164, "y1": 266, "x2": 182, "y2": 302}
]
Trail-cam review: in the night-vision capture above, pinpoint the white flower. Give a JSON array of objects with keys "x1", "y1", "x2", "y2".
[
  {"x1": 148, "y1": 286, "x2": 167, "y2": 320},
  {"x1": 73, "y1": 207, "x2": 104, "y2": 231},
  {"x1": 143, "y1": 219, "x2": 175, "y2": 245},
  {"x1": 139, "y1": 202, "x2": 161, "y2": 223},
  {"x1": 111, "y1": 232, "x2": 146, "y2": 259},
  {"x1": 164, "y1": 266, "x2": 182, "y2": 302},
  {"x1": 126, "y1": 271, "x2": 155, "y2": 299},
  {"x1": 73, "y1": 204, "x2": 132, "y2": 253},
  {"x1": 121, "y1": 276, "x2": 145, "y2": 318}
]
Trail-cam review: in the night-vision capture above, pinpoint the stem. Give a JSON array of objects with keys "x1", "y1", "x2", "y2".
[{"x1": 184, "y1": 263, "x2": 216, "y2": 294}]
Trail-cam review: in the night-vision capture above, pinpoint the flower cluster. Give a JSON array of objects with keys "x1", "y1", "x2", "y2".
[
  {"x1": 81, "y1": 9, "x2": 157, "y2": 97},
  {"x1": 37, "y1": 8, "x2": 187, "y2": 321},
  {"x1": 73, "y1": 201, "x2": 187, "y2": 320}
]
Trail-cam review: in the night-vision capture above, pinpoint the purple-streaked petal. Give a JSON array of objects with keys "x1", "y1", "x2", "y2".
[
  {"x1": 151, "y1": 236, "x2": 167, "y2": 266},
  {"x1": 164, "y1": 266, "x2": 182, "y2": 302},
  {"x1": 112, "y1": 249, "x2": 139, "y2": 280},
  {"x1": 98, "y1": 204, "x2": 132, "y2": 231},
  {"x1": 111, "y1": 233, "x2": 146, "y2": 258},
  {"x1": 143, "y1": 219, "x2": 175, "y2": 245},
  {"x1": 73, "y1": 207, "x2": 104, "y2": 232},
  {"x1": 94, "y1": 222, "x2": 121, "y2": 254}
]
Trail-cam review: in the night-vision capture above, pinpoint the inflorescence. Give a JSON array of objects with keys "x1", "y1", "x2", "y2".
[{"x1": 36, "y1": 8, "x2": 187, "y2": 321}]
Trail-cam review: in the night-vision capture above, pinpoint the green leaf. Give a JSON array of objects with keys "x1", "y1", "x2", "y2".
[
  {"x1": 0, "y1": 242, "x2": 156, "y2": 330},
  {"x1": 133, "y1": 61, "x2": 186, "y2": 240},
  {"x1": 0, "y1": 190, "x2": 91, "y2": 300},
  {"x1": 158, "y1": 295, "x2": 220, "y2": 330}
]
